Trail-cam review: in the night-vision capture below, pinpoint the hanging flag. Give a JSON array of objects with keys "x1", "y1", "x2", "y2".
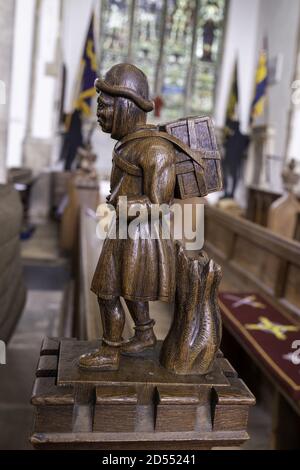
[
  {"x1": 226, "y1": 61, "x2": 239, "y2": 124},
  {"x1": 251, "y1": 45, "x2": 268, "y2": 123},
  {"x1": 60, "y1": 109, "x2": 83, "y2": 170},
  {"x1": 74, "y1": 13, "x2": 98, "y2": 116},
  {"x1": 60, "y1": 13, "x2": 98, "y2": 169}
]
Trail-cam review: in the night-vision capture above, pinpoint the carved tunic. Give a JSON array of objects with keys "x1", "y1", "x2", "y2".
[{"x1": 91, "y1": 132, "x2": 176, "y2": 302}]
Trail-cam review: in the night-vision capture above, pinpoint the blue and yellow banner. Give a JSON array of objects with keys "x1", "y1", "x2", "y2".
[
  {"x1": 251, "y1": 48, "x2": 268, "y2": 122},
  {"x1": 75, "y1": 13, "x2": 98, "y2": 116}
]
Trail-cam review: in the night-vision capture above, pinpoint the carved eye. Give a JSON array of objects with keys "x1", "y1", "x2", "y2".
[{"x1": 97, "y1": 98, "x2": 105, "y2": 109}]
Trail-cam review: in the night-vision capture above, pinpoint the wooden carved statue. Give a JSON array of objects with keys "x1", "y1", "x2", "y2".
[
  {"x1": 79, "y1": 63, "x2": 223, "y2": 375},
  {"x1": 268, "y1": 159, "x2": 300, "y2": 239},
  {"x1": 159, "y1": 244, "x2": 222, "y2": 375},
  {"x1": 282, "y1": 158, "x2": 300, "y2": 193},
  {"x1": 73, "y1": 122, "x2": 98, "y2": 185},
  {"x1": 30, "y1": 65, "x2": 255, "y2": 450}
]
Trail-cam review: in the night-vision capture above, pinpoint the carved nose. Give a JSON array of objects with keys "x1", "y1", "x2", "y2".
[{"x1": 95, "y1": 78, "x2": 101, "y2": 92}]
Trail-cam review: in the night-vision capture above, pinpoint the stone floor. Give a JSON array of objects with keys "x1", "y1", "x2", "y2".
[
  {"x1": 21, "y1": 221, "x2": 60, "y2": 262},
  {"x1": 0, "y1": 219, "x2": 272, "y2": 450}
]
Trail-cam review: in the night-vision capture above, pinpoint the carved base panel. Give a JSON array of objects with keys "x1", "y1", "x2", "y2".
[{"x1": 30, "y1": 338, "x2": 255, "y2": 450}]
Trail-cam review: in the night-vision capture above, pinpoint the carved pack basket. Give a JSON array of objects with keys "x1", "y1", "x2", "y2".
[{"x1": 160, "y1": 116, "x2": 223, "y2": 199}]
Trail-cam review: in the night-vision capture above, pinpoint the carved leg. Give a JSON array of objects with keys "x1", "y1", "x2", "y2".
[
  {"x1": 121, "y1": 301, "x2": 157, "y2": 355},
  {"x1": 160, "y1": 243, "x2": 222, "y2": 375},
  {"x1": 79, "y1": 297, "x2": 125, "y2": 371}
]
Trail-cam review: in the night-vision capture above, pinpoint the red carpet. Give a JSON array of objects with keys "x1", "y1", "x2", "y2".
[{"x1": 219, "y1": 293, "x2": 300, "y2": 401}]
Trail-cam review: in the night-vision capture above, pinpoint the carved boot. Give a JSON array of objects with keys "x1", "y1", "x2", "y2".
[
  {"x1": 121, "y1": 320, "x2": 157, "y2": 355},
  {"x1": 79, "y1": 338, "x2": 121, "y2": 371}
]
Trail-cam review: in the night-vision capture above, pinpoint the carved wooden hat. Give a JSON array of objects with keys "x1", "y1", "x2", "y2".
[{"x1": 95, "y1": 63, "x2": 154, "y2": 113}]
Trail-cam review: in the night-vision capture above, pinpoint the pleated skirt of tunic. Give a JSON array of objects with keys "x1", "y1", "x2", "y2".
[{"x1": 91, "y1": 219, "x2": 176, "y2": 302}]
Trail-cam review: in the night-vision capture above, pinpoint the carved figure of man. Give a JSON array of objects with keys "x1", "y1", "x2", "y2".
[{"x1": 79, "y1": 64, "x2": 176, "y2": 370}]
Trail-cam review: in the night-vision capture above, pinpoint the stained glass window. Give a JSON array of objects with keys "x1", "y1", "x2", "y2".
[
  {"x1": 100, "y1": 0, "x2": 130, "y2": 74},
  {"x1": 161, "y1": 0, "x2": 194, "y2": 120},
  {"x1": 191, "y1": 0, "x2": 226, "y2": 115},
  {"x1": 131, "y1": 0, "x2": 163, "y2": 95},
  {"x1": 98, "y1": 0, "x2": 227, "y2": 119}
]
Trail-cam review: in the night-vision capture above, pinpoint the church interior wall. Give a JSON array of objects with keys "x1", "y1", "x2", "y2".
[
  {"x1": 214, "y1": 0, "x2": 260, "y2": 134},
  {"x1": 0, "y1": 0, "x2": 16, "y2": 181},
  {"x1": 257, "y1": 0, "x2": 300, "y2": 162},
  {"x1": 1, "y1": 0, "x2": 300, "y2": 452}
]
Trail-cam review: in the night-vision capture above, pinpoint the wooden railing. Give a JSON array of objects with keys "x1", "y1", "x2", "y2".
[{"x1": 204, "y1": 206, "x2": 300, "y2": 319}]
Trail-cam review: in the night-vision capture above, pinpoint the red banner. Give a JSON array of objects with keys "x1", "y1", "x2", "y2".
[{"x1": 219, "y1": 293, "x2": 300, "y2": 401}]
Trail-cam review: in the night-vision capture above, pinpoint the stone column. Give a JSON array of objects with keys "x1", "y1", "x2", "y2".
[
  {"x1": 285, "y1": 12, "x2": 300, "y2": 194},
  {"x1": 23, "y1": 0, "x2": 62, "y2": 174},
  {"x1": 245, "y1": 125, "x2": 275, "y2": 189},
  {"x1": 23, "y1": 0, "x2": 62, "y2": 222},
  {"x1": 0, "y1": 0, "x2": 15, "y2": 183}
]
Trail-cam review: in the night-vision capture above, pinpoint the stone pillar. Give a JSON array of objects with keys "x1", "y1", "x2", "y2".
[
  {"x1": 0, "y1": 0, "x2": 15, "y2": 183},
  {"x1": 285, "y1": 13, "x2": 300, "y2": 194},
  {"x1": 23, "y1": 0, "x2": 62, "y2": 222},
  {"x1": 245, "y1": 125, "x2": 276, "y2": 189},
  {"x1": 23, "y1": 0, "x2": 62, "y2": 174}
]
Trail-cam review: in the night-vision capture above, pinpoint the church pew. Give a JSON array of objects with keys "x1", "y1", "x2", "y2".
[
  {"x1": 205, "y1": 205, "x2": 300, "y2": 319},
  {"x1": 205, "y1": 205, "x2": 300, "y2": 449}
]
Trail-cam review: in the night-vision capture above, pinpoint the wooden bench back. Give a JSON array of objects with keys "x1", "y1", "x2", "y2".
[{"x1": 205, "y1": 206, "x2": 300, "y2": 320}]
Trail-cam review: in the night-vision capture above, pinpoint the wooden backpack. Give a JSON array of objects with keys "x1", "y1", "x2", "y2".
[{"x1": 115, "y1": 115, "x2": 223, "y2": 199}]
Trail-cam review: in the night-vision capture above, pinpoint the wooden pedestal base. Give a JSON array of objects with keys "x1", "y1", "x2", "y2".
[{"x1": 30, "y1": 338, "x2": 255, "y2": 450}]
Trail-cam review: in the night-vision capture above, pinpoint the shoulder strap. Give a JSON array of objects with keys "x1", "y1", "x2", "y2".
[
  {"x1": 113, "y1": 151, "x2": 142, "y2": 177},
  {"x1": 116, "y1": 129, "x2": 220, "y2": 169}
]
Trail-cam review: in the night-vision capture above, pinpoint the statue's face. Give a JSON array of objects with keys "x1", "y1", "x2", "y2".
[{"x1": 97, "y1": 92, "x2": 114, "y2": 134}]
